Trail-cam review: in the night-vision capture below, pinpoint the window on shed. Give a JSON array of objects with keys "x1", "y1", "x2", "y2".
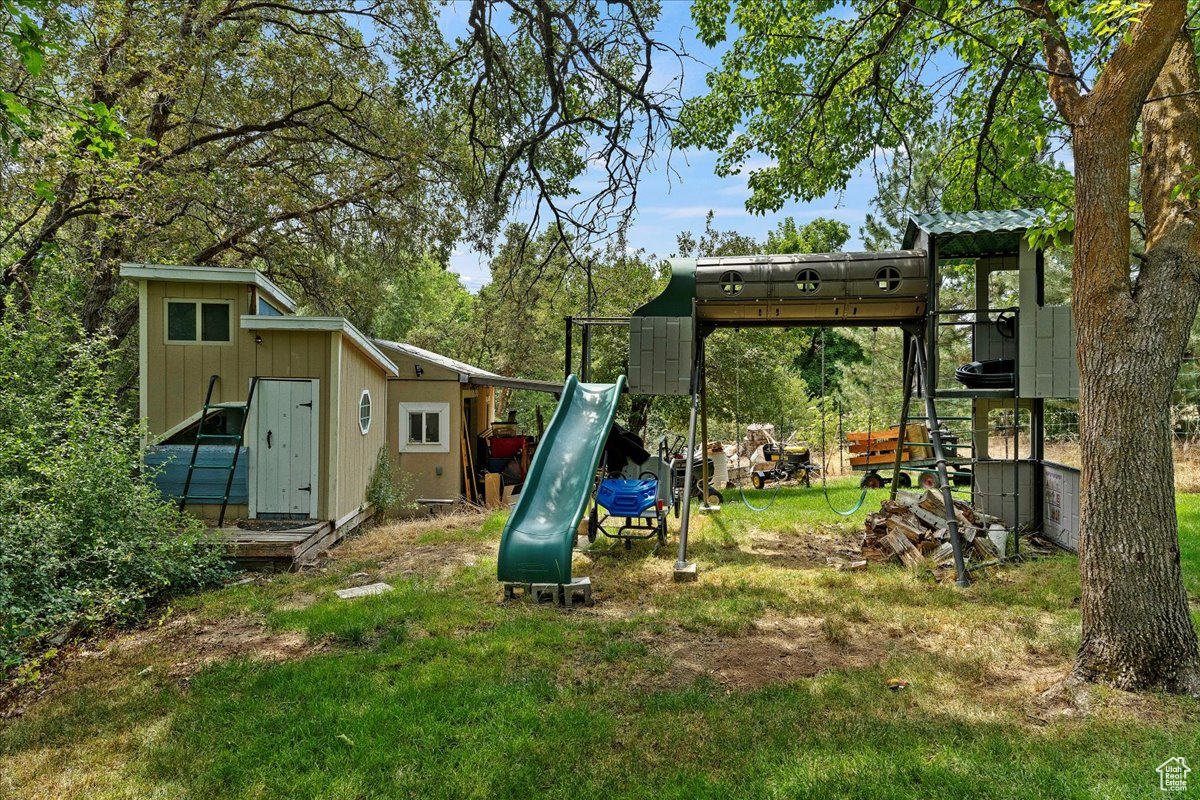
[
  {"x1": 358, "y1": 390, "x2": 372, "y2": 434},
  {"x1": 166, "y1": 300, "x2": 232, "y2": 343},
  {"x1": 408, "y1": 411, "x2": 440, "y2": 444},
  {"x1": 257, "y1": 297, "x2": 285, "y2": 316},
  {"x1": 399, "y1": 402, "x2": 449, "y2": 452}
]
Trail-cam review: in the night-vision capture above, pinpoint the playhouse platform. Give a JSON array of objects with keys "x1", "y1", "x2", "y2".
[{"x1": 217, "y1": 507, "x2": 373, "y2": 569}]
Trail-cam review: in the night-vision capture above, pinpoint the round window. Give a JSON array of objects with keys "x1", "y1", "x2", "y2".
[
  {"x1": 796, "y1": 268, "x2": 821, "y2": 294},
  {"x1": 874, "y1": 266, "x2": 901, "y2": 293},
  {"x1": 719, "y1": 270, "x2": 744, "y2": 297},
  {"x1": 358, "y1": 389, "x2": 372, "y2": 435}
]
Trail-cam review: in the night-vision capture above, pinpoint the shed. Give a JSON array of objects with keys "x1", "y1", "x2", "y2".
[
  {"x1": 122, "y1": 263, "x2": 396, "y2": 559},
  {"x1": 373, "y1": 340, "x2": 560, "y2": 504}
]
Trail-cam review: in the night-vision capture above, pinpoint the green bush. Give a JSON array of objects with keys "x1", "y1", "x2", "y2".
[
  {"x1": 0, "y1": 312, "x2": 228, "y2": 674},
  {"x1": 364, "y1": 446, "x2": 415, "y2": 520}
]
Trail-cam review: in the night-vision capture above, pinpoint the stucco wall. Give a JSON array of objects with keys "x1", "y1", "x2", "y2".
[{"x1": 386, "y1": 377, "x2": 464, "y2": 500}]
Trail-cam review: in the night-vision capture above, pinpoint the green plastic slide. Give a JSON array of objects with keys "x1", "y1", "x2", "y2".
[{"x1": 496, "y1": 374, "x2": 626, "y2": 584}]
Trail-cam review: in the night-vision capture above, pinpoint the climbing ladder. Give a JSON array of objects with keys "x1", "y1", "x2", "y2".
[{"x1": 178, "y1": 374, "x2": 259, "y2": 528}]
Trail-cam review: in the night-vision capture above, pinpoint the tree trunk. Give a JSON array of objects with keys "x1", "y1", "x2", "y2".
[{"x1": 1071, "y1": 125, "x2": 1200, "y2": 695}]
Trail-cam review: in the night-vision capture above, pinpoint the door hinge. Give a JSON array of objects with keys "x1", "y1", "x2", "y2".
[
  {"x1": 298, "y1": 402, "x2": 312, "y2": 408},
  {"x1": 298, "y1": 484, "x2": 312, "y2": 492}
]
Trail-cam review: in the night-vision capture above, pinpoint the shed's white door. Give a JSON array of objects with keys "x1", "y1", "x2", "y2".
[{"x1": 255, "y1": 379, "x2": 315, "y2": 517}]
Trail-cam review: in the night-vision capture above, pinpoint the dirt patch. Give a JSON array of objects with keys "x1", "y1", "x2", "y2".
[
  {"x1": 379, "y1": 543, "x2": 490, "y2": 583},
  {"x1": 1023, "y1": 673, "x2": 1094, "y2": 724},
  {"x1": 1, "y1": 615, "x2": 320, "y2": 717},
  {"x1": 331, "y1": 511, "x2": 496, "y2": 584},
  {"x1": 741, "y1": 528, "x2": 864, "y2": 568},
  {"x1": 110, "y1": 616, "x2": 321, "y2": 681},
  {"x1": 650, "y1": 616, "x2": 888, "y2": 690}
]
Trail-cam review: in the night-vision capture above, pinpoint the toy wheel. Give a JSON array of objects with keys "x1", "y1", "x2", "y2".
[
  {"x1": 860, "y1": 472, "x2": 884, "y2": 490},
  {"x1": 751, "y1": 473, "x2": 765, "y2": 490},
  {"x1": 919, "y1": 472, "x2": 939, "y2": 490},
  {"x1": 587, "y1": 505, "x2": 599, "y2": 542},
  {"x1": 897, "y1": 472, "x2": 913, "y2": 488},
  {"x1": 656, "y1": 518, "x2": 667, "y2": 547},
  {"x1": 624, "y1": 538, "x2": 633, "y2": 551},
  {"x1": 706, "y1": 488, "x2": 723, "y2": 506}
]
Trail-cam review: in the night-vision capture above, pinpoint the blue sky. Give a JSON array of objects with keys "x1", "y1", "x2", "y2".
[{"x1": 443, "y1": 1, "x2": 881, "y2": 291}]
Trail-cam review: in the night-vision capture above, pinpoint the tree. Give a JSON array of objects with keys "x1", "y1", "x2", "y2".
[
  {"x1": 860, "y1": 139, "x2": 948, "y2": 251},
  {"x1": 447, "y1": 0, "x2": 682, "y2": 261},
  {"x1": 766, "y1": 216, "x2": 849, "y2": 255},
  {"x1": 1, "y1": 2, "x2": 504, "y2": 338},
  {"x1": 677, "y1": 0, "x2": 1200, "y2": 695},
  {"x1": 2, "y1": 1, "x2": 679, "y2": 347},
  {"x1": 457, "y1": 225, "x2": 664, "y2": 429}
]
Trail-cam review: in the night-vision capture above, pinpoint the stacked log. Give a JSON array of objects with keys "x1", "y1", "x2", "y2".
[{"x1": 862, "y1": 490, "x2": 1007, "y2": 570}]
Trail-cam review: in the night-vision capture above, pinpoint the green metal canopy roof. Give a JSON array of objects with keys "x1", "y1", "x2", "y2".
[{"x1": 902, "y1": 208, "x2": 1049, "y2": 257}]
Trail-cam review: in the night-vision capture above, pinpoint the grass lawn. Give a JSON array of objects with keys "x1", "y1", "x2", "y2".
[{"x1": 2, "y1": 482, "x2": 1199, "y2": 799}]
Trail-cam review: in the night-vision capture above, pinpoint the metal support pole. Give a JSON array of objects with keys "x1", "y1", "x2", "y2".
[
  {"x1": 564, "y1": 317, "x2": 573, "y2": 381},
  {"x1": 700, "y1": 345, "x2": 711, "y2": 509},
  {"x1": 675, "y1": 336, "x2": 703, "y2": 573},
  {"x1": 914, "y1": 333, "x2": 971, "y2": 587},
  {"x1": 1026, "y1": 397, "x2": 1045, "y2": 560},
  {"x1": 581, "y1": 323, "x2": 592, "y2": 383},
  {"x1": 889, "y1": 333, "x2": 916, "y2": 501},
  {"x1": 1012, "y1": 388, "x2": 1021, "y2": 555}
]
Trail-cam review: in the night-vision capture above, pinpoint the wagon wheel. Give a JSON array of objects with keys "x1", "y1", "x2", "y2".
[
  {"x1": 897, "y1": 472, "x2": 913, "y2": 488},
  {"x1": 918, "y1": 471, "x2": 939, "y2": 490},
  {"x1": 706, "y1": 488, "x2": 724, "y2": 506},
  {"x1": 656, "y1": 515, "x2": 668, "y2": 547},
  {"x1": 639, "y1": 471, "x2": 658, "y2": 481},
  {"x1": 860, "y1": 472, "x2": 885, "y2": 490},
  {"x1": 587, "y1": 503, "x2": 599, "y2": 543},
  {"x1": 751, "y1": 472, "x2": 766, "y2": 490}
]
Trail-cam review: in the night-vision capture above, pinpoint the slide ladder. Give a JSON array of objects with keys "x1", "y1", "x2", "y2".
[{"x1": 496, "y1": 374, "x2": 625, "y2": 585}]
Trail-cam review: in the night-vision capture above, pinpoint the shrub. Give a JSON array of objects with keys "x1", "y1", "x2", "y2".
[
  {"x1": 364, "y1": 446, "x2": 415, "y2": 520},
  {"x1": 0, "y1": 311, "x2": 228, "y2": 674}
]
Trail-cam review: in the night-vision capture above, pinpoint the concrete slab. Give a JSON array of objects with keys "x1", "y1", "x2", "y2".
[
  {"x1": 672, "y1": 562, "x2": 698, "y2": 582},
  {"x1": 334, "y1": 582, "x2": 394, "y2": 600}
]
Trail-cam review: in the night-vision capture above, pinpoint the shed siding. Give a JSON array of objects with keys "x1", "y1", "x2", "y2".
[{"x1": 335, "y1": 340, "x2": 389, "y2": 521}]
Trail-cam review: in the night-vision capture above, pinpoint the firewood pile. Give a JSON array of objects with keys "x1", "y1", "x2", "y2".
[{"x1": 862, "y1": 490, "x2": 1009, "y2": 571}]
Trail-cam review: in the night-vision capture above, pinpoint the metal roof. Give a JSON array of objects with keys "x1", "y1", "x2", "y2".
[
  {"x1": 902, "y1": 209, "x2": 1049, "y2": 257},
  {"x1": 374, "y1": 340, "x2": 499, "y2": 379},
  {"x1": 374, "y1": 339, "x2": 563, "y2": 394}
]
